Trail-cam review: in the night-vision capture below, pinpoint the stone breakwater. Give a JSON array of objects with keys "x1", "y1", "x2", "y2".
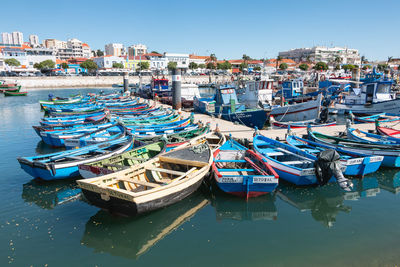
[{"x1": 4, "y1": 75, "x2": 234, "y2": 89}]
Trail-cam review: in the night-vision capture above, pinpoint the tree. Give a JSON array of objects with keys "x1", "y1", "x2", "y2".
[
  {"x1": 80, "y1": 60, "x2": 98, "y2": 72},
  {"x1": 5, "y1": 58, "x2": 20, "y2": 66},
  {"x1": 150, "y1": 51, "x2": 160, "y2": 54},
  {"x1": 96, "y1": 50, "x2": 104, "y2": 57},
  {"x1": 242, "y1": 54, "x2": 251, "y2": 62},
  {"x1": 222, "y1": 60, "x2": 231, "y2": 70},
  {"x1": 137, "y1": 61, "x2": 150, "y2": 70},
  {"x1": 334, "y1": 64, "x2": 341, "y2": 70},
  {"x1": 206, "y1": 62, "x2": 216, "y2": 70},
  {"x1": 167, "y1": 61, "x2": 177, "y2": 70},
  {"x1": 253, "y1": 66, "x2": 261, "y2": 71},
  {"x1": 60, "y1": 63, "x2": 69, "y2": 69},
  {"x1": 198, "y1": 63, "x2": 206, "y2": 69},
  {"x1": 334, "y1": 56, "x2": 342, "y2": 64},
  {"x1": 112, "y1": 62, "x2": 124, "y2": 68},
  {"x1": 362, "y1": 65, "x2": 372, "y2": 70},
  {"x1": 189, "y1": 62, "x2": 198, "y2": 70},
  {"x1": 342, "y1": 64, "x2": 356, "y2": 71},
  {"x1": 34, "y1": 60, "x2": 55, "y2": 70},
  {"x1": 313, "y1": 61, "x2": 328, "y2": 71},
  {"x1": 216, "y1": 63, "x2": 223, "y2": 69},
  {"x1": 239, "y1": 62, "x2": 248, "y2": 72},
  {"x1": 377, "y1": 64, "x2": 389, "y2": 71},
  {"x1": 279, "y1": 63, "x2": 288, "y2": 70},
  {"x1": 298, "y1": 63, "x2": 309, "y2": 71},
  {"x1": 275, "y1": 56, "x2": 282, "y2": 70}
]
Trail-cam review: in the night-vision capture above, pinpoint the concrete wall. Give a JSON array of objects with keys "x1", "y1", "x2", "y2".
[{"x1": 4, "y1": 75, "x2": 235, "y2": 88}]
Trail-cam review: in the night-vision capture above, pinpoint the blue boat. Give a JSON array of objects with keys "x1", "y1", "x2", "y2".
[
  {"x1": 307, "y1": 127, "x2": 400, "y2": 168},
  {"x1": 253, "y1": 134, "x2": 324, "y2": 186},
  {"x1": 286, "y1": 134, "x2": 383, "y2": 177},
  {"x1": 194, "y1": 84, "x2": 267, "y2": 129},
  {"x1": 41, "y1": 111, "x2": 106, "y2": 124},
  {"x1": 352, "y1": 112, "x2": 400, "y2": 124},
  {"x1": 17, "y1": 135, "x2": 133, "y2": 181},
  {"x1": 347, "y1": 126, "x2": 400, "y2": 145},
  {"x1": 40, "y1": 122, "x2": 116, "y2": 147},
  {"x1": 63, "y1": 124, "x2": 127, "y2": 149},
  {"x1": 211, "y1": 138, "x2": 278, "y2": 199}
]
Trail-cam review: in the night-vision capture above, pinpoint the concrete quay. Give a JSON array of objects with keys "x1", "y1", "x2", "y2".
[
  {"x1": 153, "y1": 100, "x2": 397, "y2": 141},
  {"x1": 4, "y1": 75, "x2": 234, "y2": 89}
]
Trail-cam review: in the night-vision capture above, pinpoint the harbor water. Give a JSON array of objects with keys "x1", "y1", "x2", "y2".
[{"x1": 2, "y1": 89, "x2": 400, "y2": 266}]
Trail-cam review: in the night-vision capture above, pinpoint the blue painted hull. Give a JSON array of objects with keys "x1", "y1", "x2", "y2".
[
  {"x1": 216, "y1": 180, "x2": 277, "y2": 197},
  {"x1": 219, "y1": 109, "x2": 267, "y2": 129},
  {"x1": 19, "y1": 163, "x2": 79, "y2": 180}
]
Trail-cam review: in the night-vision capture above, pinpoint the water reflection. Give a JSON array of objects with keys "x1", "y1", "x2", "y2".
[
  {"x1": 35, "y1": 140, "x2": 65, "y2": 155},
  {"x1": 377, "y1": 169, "x2": 400, "y2": 194},
  {"x1": 22, "y1": 179, "x2": 81, "y2": 209},
  {"x1": 277, "y1": 183, "x2": 351, "y2": 228},
  {"x1": 344, "y1": 176, "x2": 380, "y2": 200},
  {"x1": 210, "y1": 189, "x2": 277, "y2": 221},
  {"x1": 81, "y1": 192, "x2": 209, "y2": 259}
]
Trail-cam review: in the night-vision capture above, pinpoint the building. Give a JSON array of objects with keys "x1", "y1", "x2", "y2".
[
  {"x1": 43, "y1": 38, "x2": 90, "y2": 60},
  {"x1": 12, "y1": 32, "x2": 23, "y2": 45},
  {"x1": 189, "y1": 54, "x2": 208, "y2": 66},
  {"x1": 266, "y1": 58, "x2": 296, "y2": 70},
  {"x1": 122, "y1": 55, "x2": 150, "y2": 70},
  {"x1": 1, "y1": 33, "x2": 12, "y2": 44},
  {"x1": 0, "y1": 44, "x2": 56, "y2": 69},
  {"x1": 93, "y1": 55, "x2": 125, "y2": 69},
  {"x1": 146, "y1": 52, "x2": 167, "y2": 71},
  {"x1": 279, "y1": 46, "x2": 361, "y2": 65},
  {"x1": 228, "y1": 59, "x2": 264, "y2": 73},
  {"x1": 128, "y1": 44, "x2": 147, "y2": 57},
  {"x1": 29, "y1": 35, "x2": 39, "y2": 47},
  {"x1": 164, "y1": 53, "x2": 189, "y2": 69},
  {"x1": 105, "y1": 43, "x2": 124, "y2": 57}
]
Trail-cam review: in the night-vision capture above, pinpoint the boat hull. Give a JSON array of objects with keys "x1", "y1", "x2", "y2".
[{"x1": 335, "y1": 98, "x2": 400, "y2": 115}]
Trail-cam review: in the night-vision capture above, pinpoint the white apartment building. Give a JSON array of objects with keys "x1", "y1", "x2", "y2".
[
  {"x1": 0, "y1": 46, "x2": 55, "y2": 69},
  {"x1": 164, "y1": 53, "x2": 189, "y2": 69},
  {"x1": 128, "y1": 44, "x2": 147, "y2": 57},
  {"x1": 12, "y1": 32, "x2": 23, "y2": 45},
  {"x1": 105, "y1": 43, "x2": 124, "y2": 56},
  {"x1": 93, "y1": 55, "x2": 125, "y2": 69},
  {"x1": 1, "y1": 33, "x2": 12, "y2": 44},
  {"x1": 29, "y1": 35, "x2": 39, "y2": 47},
  {"x1": 147, "y1": 52, "x2": 168, "y2": 70},
  {"x1": 279, "y1": 46, "x2": 361, "y2": 65},
  {"x1": 44, "y1": 38, "x2": 90, "y2": 60}
]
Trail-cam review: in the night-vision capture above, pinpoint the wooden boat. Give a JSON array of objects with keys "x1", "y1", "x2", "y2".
[
  {"x1": 0, "y1": 85, "x2": 21, "y2": 92},
  {"x1": 376, "y1": 125, "x2": 400, "y2": 139},
  {"x1": 307, "y1": 127, "x2": 400, "y2": 167},
  {"x1": 64, "y1": 124, "x2": 127, "y2": 149},
  {"x1": 47, "y1": 108, "x2": 107, "y2": 117},
  {"x1": 352, "y1": 112, "x2": 400, "y2": 124},
  {"x1": 271, "y1": 117, "x2": 336, "y2": 129},
  {"x1": 78, "y1": 141, "x2": 166, "y2": 178},
  {"x1": 347, "y1": 127, "x2": 400, "y2": 145},
  {"x1": 253, "y1": 134, "x2": 324, "y2": 186},
  {"x1": 212, "y1": 138, "x2": 278, "y2": 199},
  {"x1": 77, "y1": 141, "x2": 212, "y2": 216},
  {"x1": 41, "y1": 111, "x2": 106, "y2": 125},
  {"x1": 120, "y1": 112, "x2": 179, "y2": 126},
  {"x1": 270, "y1": 93, "x2": 322, "y2": 122},
  {"x1": 39, "y1": 95, "x2": 84, "y2": 107},
  {"x1": 4, "y1": 91, "x2": 27, "y2": 96},
  {"x1": 17, "y1": 135, "x2": 134, "y2": 180},
  {"x1": 286, "y1": 134, "x2": 383, "y2": 177},
  {"x1": 193, "y1": 85, "x2": 268, "y2": 129},
  {"x1": 131, "y1": 123, "x2": 199, "y2": 142}
]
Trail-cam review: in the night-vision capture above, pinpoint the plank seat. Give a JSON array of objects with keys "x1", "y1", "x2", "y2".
[
  {"x1": 215, "y1": 159, "x2": 246, "y2": 163},
  {"x1": 147, "y1": 167, "x2": 185, "y2": 176},
  {"x1": 117, "y1": 178, "x2": 160, "y2": 188},
  {"x1": 103, "y1": 163, "x2": 125, "y2": 168},
  {"x1": 218, "y1": 168, "x2": 255, "y2": 172},
  {"x1": 280, "y1": 160, "x2": 310, "y2": 165}
]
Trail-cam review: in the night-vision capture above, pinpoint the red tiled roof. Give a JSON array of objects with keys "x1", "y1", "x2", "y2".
[
  {"x1": 144, "y1": 52, "x2": 162, "y2": 57},
  {"x1": 82, "y1": 43, "x2": 89, "y2": 47},
  {"x1": 189, "y1": 54, "x2": 209, "y2": 59}
]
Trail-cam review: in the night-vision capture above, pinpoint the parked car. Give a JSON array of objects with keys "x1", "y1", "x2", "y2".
[{"x1": 34, "y1": 72, "x2": 44, "y2": 77}]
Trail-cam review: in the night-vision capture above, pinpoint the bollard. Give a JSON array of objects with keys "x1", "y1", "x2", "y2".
[
  {"x1": 172, "y1": 68, "x2": 182, "y2": 110},
  {"x1": 123, "y1": 72, "x2": 129, "y2": 92}
]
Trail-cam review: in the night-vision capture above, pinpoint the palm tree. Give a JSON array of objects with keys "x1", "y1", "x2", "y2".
[
  {"x1": 387, "y1": 56, "x2": 393, "y2": 65},
  {"x1": 276, "y1": 56, "x2": 282, "y2": 70},
  {"x1": 206, "y1": 53, "x2": 217, "y2": 69}
]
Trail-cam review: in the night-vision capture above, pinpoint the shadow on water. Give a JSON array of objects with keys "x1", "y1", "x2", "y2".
[
  {"x1": 22, "y1": 179, "x2": 81, "y2": 209},
  {"x1": 208, "y1": 182, "x2": 277, "y2": 221},
  {"x1": 81, "y1": 191, "x2": 209, "y2": 260},
  {"x1": 35, "y1": 140, "x2": 65, "y2": 155},
  {"x1": 377, "y1": 169, "x2": 400, "y2": 194}
]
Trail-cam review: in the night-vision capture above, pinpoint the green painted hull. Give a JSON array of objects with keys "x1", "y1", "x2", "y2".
[
  {"x1": 4, "y1": 91, "x2": 27, "y2": 96},
  {"x1": 121, "y1": 113, "x2": 179, "y2": 126},
  {"x1": 78, "y1": 141, "x2": 166, "y2": 178}
]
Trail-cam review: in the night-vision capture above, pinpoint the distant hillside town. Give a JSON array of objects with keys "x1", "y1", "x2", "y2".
[{"x1": 0, "y1": 31, "x2": 398, "y2": 76}]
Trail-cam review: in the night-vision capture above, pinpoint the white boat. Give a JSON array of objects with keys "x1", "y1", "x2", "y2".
[
  {"x1": 237, "y1": 79, "x2": 274, "y2": 109},
  {"x1": 270, "y1": 93, "x2": 322, "y2": 122},
  {"x1": 334, "y1": 69, "x2": 399, "y2": 114}
]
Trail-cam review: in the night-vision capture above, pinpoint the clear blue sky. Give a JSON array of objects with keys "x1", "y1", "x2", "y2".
[{"x1": 1, "y1": 0, "x2": 399, "y2": 61}]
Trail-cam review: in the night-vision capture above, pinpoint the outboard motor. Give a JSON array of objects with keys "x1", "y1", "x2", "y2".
[
  {"x1": 314, "y1": 149, "x2": 353, "y2": 191},
  {"x1": 319, "y1": 106, "x2": 329, "y2": 123}
]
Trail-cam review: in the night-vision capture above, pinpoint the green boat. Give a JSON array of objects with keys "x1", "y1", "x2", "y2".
[
  {"x1": 0, "y1": 86, "x2": 21, "y2": 93},
  {"x1": 39, "y1": 96, "x2": 83, "y2": 106},
  {"x1": 120, "y1": 113, "x2": 180, "y2": 126},
  {"x1": 78, "y1": 141, "x2": 166, "y2": 178},
  {"x1": 4, "y1": 91, "x2": 27, "y2": 96}
]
